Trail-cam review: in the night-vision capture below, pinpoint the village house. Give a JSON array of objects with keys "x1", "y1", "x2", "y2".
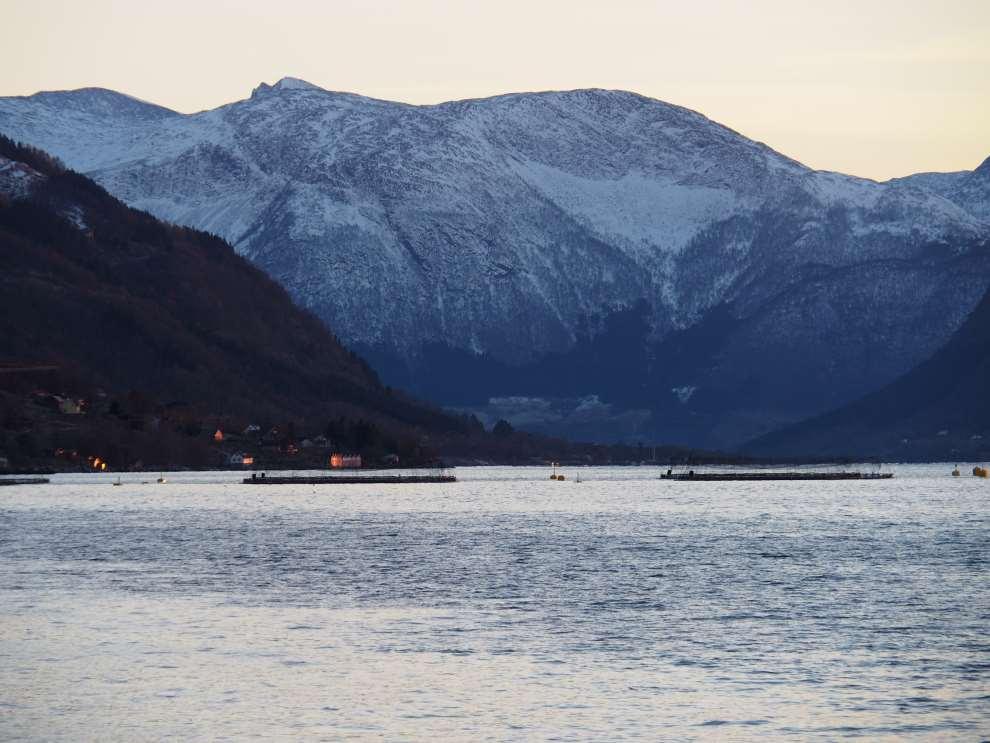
[{"x1": 329, "y1": 453, "x2": 362, "y2": 469}]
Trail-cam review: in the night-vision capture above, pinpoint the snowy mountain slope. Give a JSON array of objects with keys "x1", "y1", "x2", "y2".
[
  {"x1": 1, "y1": 78, "x2": 987, "y2": 446},
  {"x1": 892, "y1": 156, "x2": 990, "y2": 223},
  {"x1": 0, "y1": 88, "x2": 178, "y2": 171}
]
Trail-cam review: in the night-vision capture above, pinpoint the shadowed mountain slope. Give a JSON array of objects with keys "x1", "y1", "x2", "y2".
[{"x1": 744, "y1": 285, "x2": 990, "y2": 460}]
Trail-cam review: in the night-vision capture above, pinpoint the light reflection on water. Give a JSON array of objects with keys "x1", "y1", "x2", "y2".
[{"x1": 1, "y1": 465, "x2": 988, "y2": 740}]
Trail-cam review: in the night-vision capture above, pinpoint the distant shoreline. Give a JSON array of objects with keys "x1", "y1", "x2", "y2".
[{"x1": 3, "y1": 460, "x2": 982, "y2": 479}]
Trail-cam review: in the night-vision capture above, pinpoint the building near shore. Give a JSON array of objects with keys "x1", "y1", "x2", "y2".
[{"x1": 329, "y1": 453, "x2": 361, "y2": 469}]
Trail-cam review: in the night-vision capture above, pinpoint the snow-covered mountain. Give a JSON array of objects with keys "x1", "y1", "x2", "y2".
[{"x1": 2, "y1": 78, "x2": 987, "y2": 446}]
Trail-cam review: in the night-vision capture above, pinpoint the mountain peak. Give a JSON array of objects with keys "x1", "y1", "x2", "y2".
[
  {"x1": 251, "y1": 77, "x2": 324, "y2": 98},
  {"x1": 974, "y1": 155, "x2": 990, "y2": 176},
  {"x1": 273, "y1": 76, "x2": 323, "y2": 91}
]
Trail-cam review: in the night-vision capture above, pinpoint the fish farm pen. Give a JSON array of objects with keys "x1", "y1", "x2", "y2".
[
  {"x1": 243, "y1": 474, "x2": 457, "y2": 485},
  {"x1": 659, "y1": 471, "x2": 893, "y2": 481}
]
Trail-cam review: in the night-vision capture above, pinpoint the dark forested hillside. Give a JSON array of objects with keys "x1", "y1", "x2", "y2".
[
  {"x1": 744, "y1": 286, "x2": 990, "y2": 461},
  {"x1": 0, "y1": 135, "x2": 477, "y2": 469}
]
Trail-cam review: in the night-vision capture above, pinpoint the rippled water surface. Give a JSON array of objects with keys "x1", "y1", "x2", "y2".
[{"x1": 1, "y1": 465, "x2": 988, "y2": 740}]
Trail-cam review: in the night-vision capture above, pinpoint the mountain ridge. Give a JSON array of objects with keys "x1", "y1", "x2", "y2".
[{"x1": 2, "y1": 79, "x2": 987, "y2": 446}]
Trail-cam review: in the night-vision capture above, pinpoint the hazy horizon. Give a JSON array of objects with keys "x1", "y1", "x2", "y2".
[{"x1": 3, "y1": 0, "x2": 988, "y2": 180}]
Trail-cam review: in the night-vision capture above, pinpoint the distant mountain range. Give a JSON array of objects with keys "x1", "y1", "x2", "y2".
[{"x1": 1, "y1": 79, "x2": 987, "y2": 448}]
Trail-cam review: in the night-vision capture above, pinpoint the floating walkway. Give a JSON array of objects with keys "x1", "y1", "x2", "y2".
[
  {"x1": 660, "y1": 471, "x2": 892, "y2": 481},
  {"x1": 0, "y1": 477, "x2": 50, "y2": 486},
  {"x1": 243, "y1": 474, "x2": 456, "y2": 485}
]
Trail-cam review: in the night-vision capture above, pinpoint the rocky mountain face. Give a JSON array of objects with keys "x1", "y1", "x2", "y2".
[{"x1": 1, "y1": 79, "x2": 987, "y2": 447}]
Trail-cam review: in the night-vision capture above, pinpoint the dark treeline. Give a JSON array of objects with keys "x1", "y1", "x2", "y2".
[{"x1": 0, "y1": 133, "x2": 474, "y2": 470}]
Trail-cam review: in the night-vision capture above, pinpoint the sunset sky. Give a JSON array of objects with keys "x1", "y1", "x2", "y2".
[{"x1": 4, "y1": 0, "x2": 988, "y2": 180}]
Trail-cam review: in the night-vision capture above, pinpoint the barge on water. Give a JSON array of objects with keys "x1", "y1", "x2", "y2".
[
  {"x1": 0, "y1": 477, "x2": 50, "y2": 486},
  {"x1": 660, "y1": 471, "x2": 892, "y2": 482},
  {"x1": 243, "y1": 474, "x2": 456, "y2": 485}
]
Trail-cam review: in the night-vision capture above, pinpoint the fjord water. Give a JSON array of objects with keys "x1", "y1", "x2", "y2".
[{"x1": 1, "y1": 465, "x2": 988, "y2": 740}]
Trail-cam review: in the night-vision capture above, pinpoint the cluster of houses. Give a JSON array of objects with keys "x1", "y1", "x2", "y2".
[
  {"x1": 11, "y1": 382, "x2": 394, "y2": 472},
  {"x1": 213, "y1": 424, "x2": 366, "y2": 470},
  {"x1": 51, "y1": 448, "x2": 108, "y2": 470}
]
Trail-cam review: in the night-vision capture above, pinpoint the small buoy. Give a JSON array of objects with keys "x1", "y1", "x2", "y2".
[
  {"x1": 549, "y1": 474, "x2": 558, "y2": 480},
  {"x1": 557, "y1": 474, "x2": 566, "y2": 481}
]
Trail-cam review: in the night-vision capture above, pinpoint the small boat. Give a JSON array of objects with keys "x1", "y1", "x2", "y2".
[
  {"x1": 112, "y1": 476, "x2": 122, "y2": 487},
  {"x1": 952, "y1": 466, "x2": 961, "y2": 477},
  {"x1": 157, "y1": 473, "x2": 167, "y2": 484},
  {"x1": 974, "y1": 466, "x2": 988, "y2": 479}
]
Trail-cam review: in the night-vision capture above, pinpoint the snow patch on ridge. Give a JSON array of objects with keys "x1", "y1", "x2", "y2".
[
  {"x1": 513, "y1": 160, "x2": 742, "y2": 257},
  {"x1": 273, "y1": 77, "x2": 325, "y2": 92},
  {"x1": 0, "y1": 155, "x2": 44, "y2": 198}
]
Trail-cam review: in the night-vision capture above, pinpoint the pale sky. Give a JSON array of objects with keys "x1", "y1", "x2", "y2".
[{"x1": 3, "y1": 0, "x2": 988, "y2": 180}]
